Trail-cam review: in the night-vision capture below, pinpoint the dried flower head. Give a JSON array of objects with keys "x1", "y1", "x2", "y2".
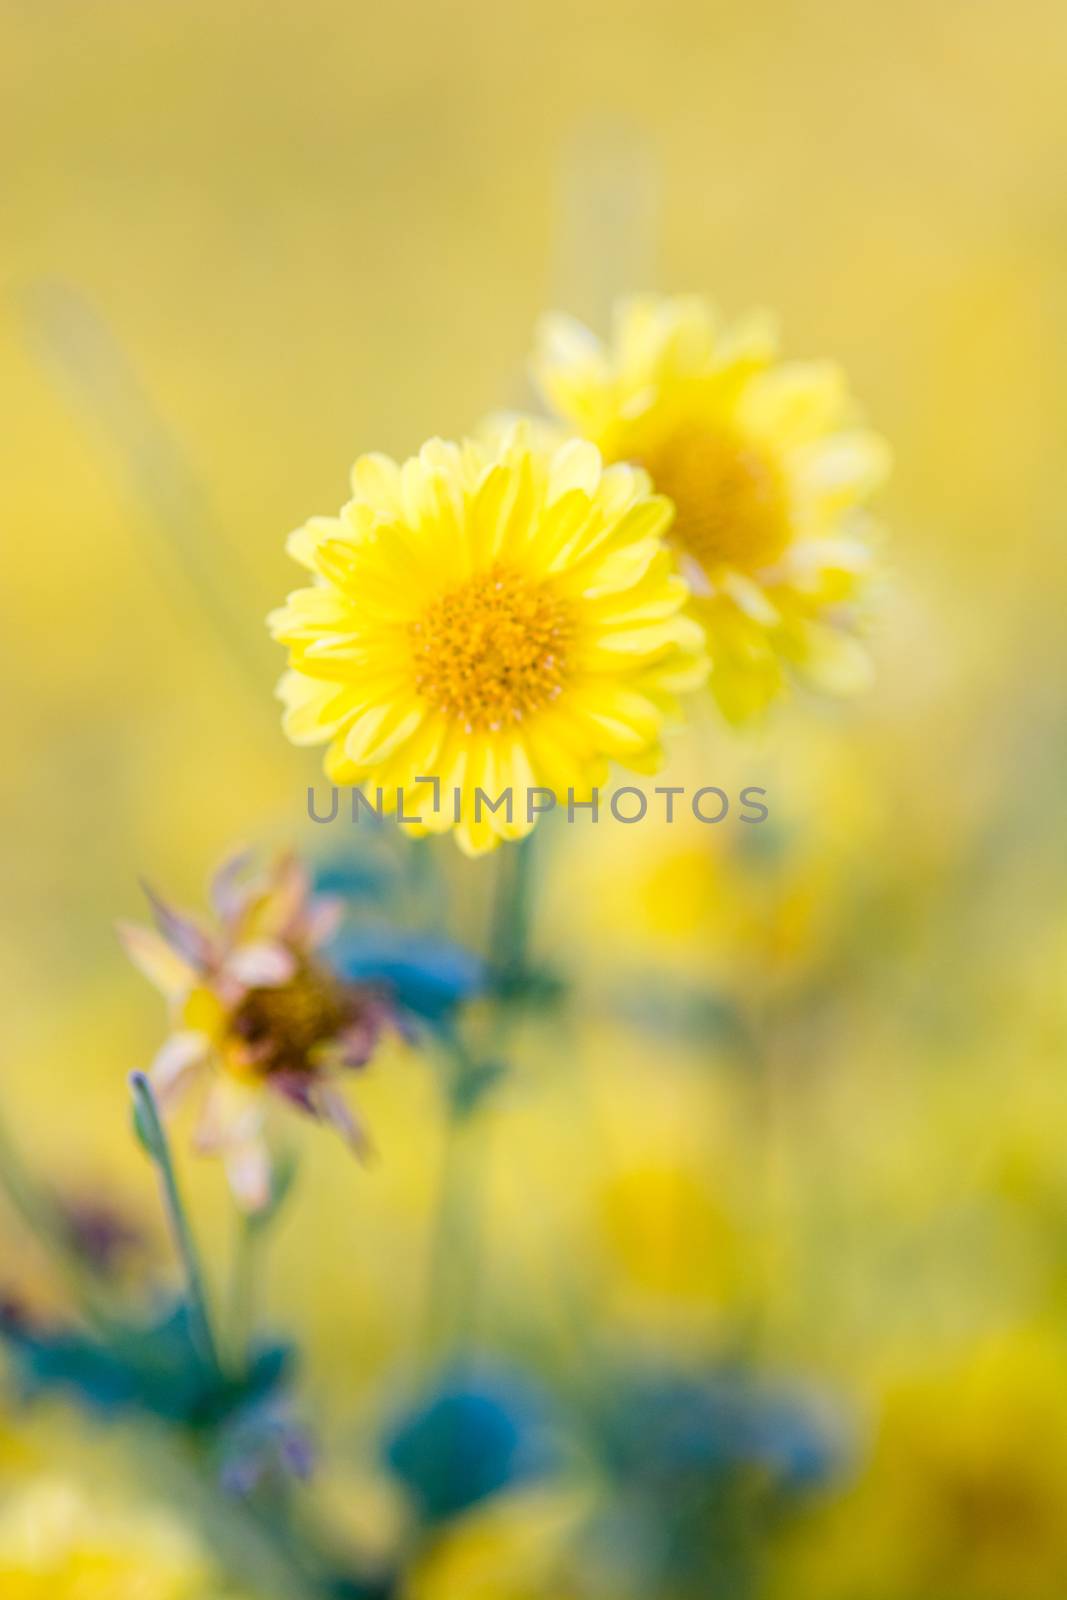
[{"x1": 119, "y1": 851, "x2": 390, "y2": 1210}]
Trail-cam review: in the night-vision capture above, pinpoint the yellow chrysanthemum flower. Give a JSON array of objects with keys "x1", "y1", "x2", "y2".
[
  {"x1": 0, "y1": 1478, "x2": 221, "y2": 1600},
  {"x1": 533, "y1": 294, "x2": 890, "y2": 721},
  {"x1": 269, "y1": 424, "x2": 707, "y2": 854}
]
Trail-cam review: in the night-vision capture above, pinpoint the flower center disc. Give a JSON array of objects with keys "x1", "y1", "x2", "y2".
[
  {"x1": 410, "y1": 564, "x2": 572, "y2": 731},
  {"x1": 232, "y1": 964, "x2": 349, "y2": 1076},
  {"x1": 651, "y1": 425, "x2": 789, "y2": 573}
]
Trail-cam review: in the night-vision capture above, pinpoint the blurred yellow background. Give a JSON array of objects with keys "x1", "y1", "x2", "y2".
[{"x1": 3, "y1": 2, "x2": 1067, "y2": 1595}]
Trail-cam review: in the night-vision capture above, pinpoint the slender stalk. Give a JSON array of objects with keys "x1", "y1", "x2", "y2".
[
  {"x1": 225, "y1": 1149, "x2": 298, "y2": 1371},
  {"x1": 129, "y1": 1072, "x2": 219, "y2": 1371},
  {"x1": 420, "y1": 837, "x2": 541, "y2": 1360},
  {"x1": 420, "y1": 1030, "x2": 488, "y2": 1358},
  {"x1": 488, "y1": 831, "x2": 537, "y2": 986},
  {"x1": 226, "y1": 1212, "x2": 259, "y2": 1371}
]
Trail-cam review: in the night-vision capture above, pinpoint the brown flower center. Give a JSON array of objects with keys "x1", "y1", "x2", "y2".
[
  {"x1": 646, "y1": 425, "x2": 788, "y2": 573},
  {"x1": 231, "y1": 963, "x2": 350, "y2": 1076},
  {"x1": 410, "y1": 563, "x2": 572, "y2": 731}
]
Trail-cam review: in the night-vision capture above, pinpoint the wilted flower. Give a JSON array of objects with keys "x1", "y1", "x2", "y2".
[
  {"x1": 119, "y1": 852, "x2": 391, "y2": 1209},
  {"x1": 533, "y1": 294, "x2": 890, "y2": 721},
  {"x1": 269, "y1": 422, "x2": 707, "y2": 854}
]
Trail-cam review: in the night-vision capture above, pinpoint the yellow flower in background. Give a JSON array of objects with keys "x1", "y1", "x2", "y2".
[
  {"x1": 779, "y1": 1332, "x2": 1067, "y2": 1600},
  {"x1": 269, "y1": 424, "x2": 707, "y2": 855},
  {"x1": 596, "y1": 1160, "x2": 741, "y2": 1309},
  {"x1": 404, "y1": 1486, "x2": 586, "y2": 1600},
  {"x1": 534, "y1": 295, "x2": 890, "y2": 721},
  {"x1": 0, "y1": 1478, "x2": 220, "y2": 1599},
  {"x1": 120, "y1": 851, "x2": 393, "y2": 1209}
]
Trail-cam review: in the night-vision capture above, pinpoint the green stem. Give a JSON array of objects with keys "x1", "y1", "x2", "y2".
[
  {"x1": 226, "y1": 1212, "x2": 259, "y2": 1371},
  {"x1": 225, "y1": 1149, "x2": 297, "y2": 1371},
  {"x1": 129, "y1": 1072, "x2": 219, "y2": 1371},
  {"x1": 420, "y1": 840, "x2": 540, "y2": 1360},
  {"x1": 421, "y1": 1030, "x2": 488, "y2": 1358},
  {"x1": 489, "y1": 831, "x2": 537, "y2": 984}
]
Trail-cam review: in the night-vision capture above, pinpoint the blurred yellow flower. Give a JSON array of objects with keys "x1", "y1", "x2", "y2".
[
  {"x1": 120, "y1": 851, "x2": 392, "y2": 1209},
  {"x1": 780, "y1": 1332, "x2": 1067, "y2": 1600},
  {"x1": 534, "y1": 294, "x2": 889, "y2": 721},
  {"x1": 404, "y1": 1486, "x2": 586, "y2": 1600},
  {"x1": 269, "y1": 424, "x2": 707, "y2": 854},
  {"x1": 596, "y1": 1160, "x2": 740, "y2": 1308},
  {"x1": 0, "y1": 1478, "x2": 218, "y2": 1599}
]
